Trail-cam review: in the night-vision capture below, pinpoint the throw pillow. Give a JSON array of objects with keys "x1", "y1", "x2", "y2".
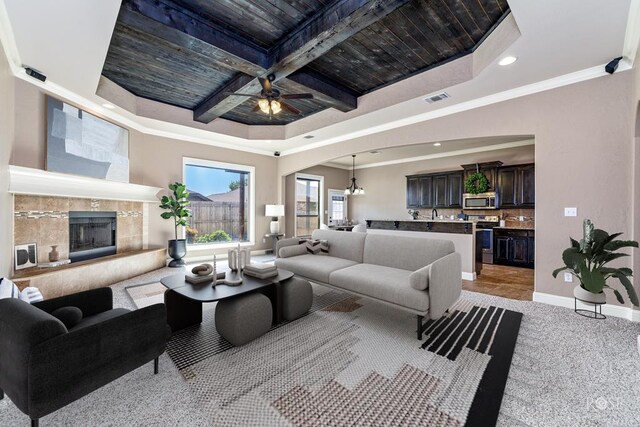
[
  {"x1": 300, "y1": 239, "x2": 329, "y2": 255},
  {"x1": 51, "y1": 306, "x2": 83, "y2": 329},
  {"x1": 19, "y1": 286, "x2": 44, "y2": 304},
  {"x1": 279, "y1": 245, "x2": 307, "y2": 258},
  {"x1": 0, "y1": 278, "x2": 20, "y2": 299}
]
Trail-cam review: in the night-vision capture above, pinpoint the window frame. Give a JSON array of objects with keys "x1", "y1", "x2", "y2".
[
  {"x1": 327, "y1": 189, "x2": 347, "y2": 224},
  {"x1": 294, "y1": 173, "x2": 324, "y2": 237},
  {"x1": 182, "y1": 157, "x2": 255, "y2": 249}
]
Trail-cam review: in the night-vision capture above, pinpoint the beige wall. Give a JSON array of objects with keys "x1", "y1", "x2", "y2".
[
  {"x1": 349, "y1": 145, "x2": 534, "y2": 222},
  {"x1": 0, "y1": 44, "x2": 15, "y2": 277},
  {"x1": 284, "y1": 165, "x2": 350, "y2": 237},
  {"x1": 8, "y1": 80, "x2": 277, "y2": 257},
  {"x1": 278, "y1": 71, "x2": 637, "y2": 305}
]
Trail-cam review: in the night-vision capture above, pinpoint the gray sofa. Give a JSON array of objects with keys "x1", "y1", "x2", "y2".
[{"x1": 275, "y1": 229, "x2": 462, "y2": 339}]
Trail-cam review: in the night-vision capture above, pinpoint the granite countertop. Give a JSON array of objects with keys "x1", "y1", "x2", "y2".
[
  {"x1": 494, "y1": 226, "x2": 535, "y2": 231},
  {"x1": 367, "y1": 219, "x2": 473, "y2": 224}
]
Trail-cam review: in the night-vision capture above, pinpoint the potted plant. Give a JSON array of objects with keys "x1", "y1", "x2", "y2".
[
  {"x1": 159, "y1": 182, "x2": 191, "y2": 267},
  {"x1": 552, "y1": 219, "x2": 639, "y2": 313},
  {"x1": 408, "y1": 209, "x2": 420, "y2": 220}
]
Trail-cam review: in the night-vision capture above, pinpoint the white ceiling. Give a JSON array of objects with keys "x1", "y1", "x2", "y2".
[
  {"x1": 325, "y1": 136, "x2": 535, "y2": 169},
  {"x1": 0, "y1": 0, "x2": 637, "y2": 157}
]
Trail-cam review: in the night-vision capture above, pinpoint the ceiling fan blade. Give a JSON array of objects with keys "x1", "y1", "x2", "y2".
[
  {"x1": 280, "y1": 101, "x2": 301, "y2": 115},
  {"x1": 281, "y1": 93, "x2": 314, "y2": 99}
]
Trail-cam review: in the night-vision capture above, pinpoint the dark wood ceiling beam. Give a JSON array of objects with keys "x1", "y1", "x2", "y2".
[
  {"x1": 194, "y1": 0, "x2": 410, "y2": 122},
  {"x1": 285, "y1": 69, "x2": 358, "y2": 112},
  {"x1": 119, "y1": 0, "x2": 270, "y2": 75},
  {"x1": 194, "y1": 73, "x2": 262, "y2": 123}
]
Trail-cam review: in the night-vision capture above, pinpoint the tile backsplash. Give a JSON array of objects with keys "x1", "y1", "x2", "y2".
[
  {"x1": 14, "y1": 195, "x2": 144, "y2": 264},
  {"x1": 409, "y1": 207, "x2": 535, "y2": 228}
]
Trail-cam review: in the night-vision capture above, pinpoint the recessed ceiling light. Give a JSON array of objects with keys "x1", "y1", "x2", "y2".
[
  {"x1": 499, "y1": 56, "x2": 517, "y2": 66},
  {"x1": 303, "y1": 135, "x2": 314, "y2": 139},
  {"x1": 102, "y1": 103, "x2": 115, "y2": 109},
  {"x1": 433, "y1": 142, "x2": 442, "y2": 147}
]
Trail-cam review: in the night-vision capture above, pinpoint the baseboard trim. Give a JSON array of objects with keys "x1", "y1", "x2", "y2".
[
  {"x1": 533, "y1": 291, "x2": 639, "y2": 321},
  {"x1": 462, "y1": 272, "x2": 477, "y2": 281}
]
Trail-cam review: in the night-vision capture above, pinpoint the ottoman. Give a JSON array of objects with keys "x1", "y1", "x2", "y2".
[
  {"x1": 215, "y1": 293, "x2": 272, "y2": 346},
  {"x1": 281, "y1": 277, "x2": 313, "y2": 321}
]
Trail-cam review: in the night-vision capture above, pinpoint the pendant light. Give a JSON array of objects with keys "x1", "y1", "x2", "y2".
[{"x1": 344, "y1": 155, "x2": 365, "y2": 196}]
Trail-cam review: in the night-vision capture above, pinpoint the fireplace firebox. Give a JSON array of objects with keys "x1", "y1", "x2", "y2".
[{"x1": 69, "y1": 211, "x2": 117, "y2": 262}]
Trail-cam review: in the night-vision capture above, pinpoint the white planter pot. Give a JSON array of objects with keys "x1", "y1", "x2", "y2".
[{"x1": 573, "y1": 285, "x2": 606, "y2": 304}]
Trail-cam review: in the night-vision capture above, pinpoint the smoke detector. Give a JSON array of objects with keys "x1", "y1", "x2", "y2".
[{"x1": 424, "y1": 92, "x2": 450, "y2": 104}]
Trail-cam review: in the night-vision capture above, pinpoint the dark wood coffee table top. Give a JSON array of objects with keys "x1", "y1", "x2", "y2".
[{"x1": 160, "y1": 269, "x2": 294, "y2": 303}]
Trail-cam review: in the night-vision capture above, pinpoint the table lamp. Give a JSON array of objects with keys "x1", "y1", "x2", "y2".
[{"x1": 265, "y1": 204, "x2": 285, "y2": 234}]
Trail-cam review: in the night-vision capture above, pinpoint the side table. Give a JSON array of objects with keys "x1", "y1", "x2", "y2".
[{"x1": 265, "y1": 233, "x2": 284, "y2": 254}]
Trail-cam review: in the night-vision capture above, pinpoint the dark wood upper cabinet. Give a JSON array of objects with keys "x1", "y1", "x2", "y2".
[
  {"x1": 419, "y1": 175, "x2": 433, "y2": 208},
  {"x1": 462, "y1": 161, "x2": 502, "y2": 193},
  {"x1": 406, "y1": 177, "x2": 421, "y2": 208},
  {"x1": 498, "y1": 163, "x2": 535, "y2": 208},
  {"x1": 433, "y1": 175, "x2": 448, "y2": 208},
  {"x1": 447, "y1": 172, "x2": 463, "y2": 208}
]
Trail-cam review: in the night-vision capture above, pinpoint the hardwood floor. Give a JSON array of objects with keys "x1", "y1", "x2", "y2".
[{"x1": 463, "y1": 264, "x2": 534, "y2": 301}]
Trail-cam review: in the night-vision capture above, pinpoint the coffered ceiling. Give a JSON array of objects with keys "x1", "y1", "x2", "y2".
[{"x1": 101, "y1": 0, "x2": 509, "y2": 125}]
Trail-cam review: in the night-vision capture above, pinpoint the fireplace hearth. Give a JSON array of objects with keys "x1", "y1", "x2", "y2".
[{"x1": 69, "y1": 211, "x2": 117, "y2": 262}]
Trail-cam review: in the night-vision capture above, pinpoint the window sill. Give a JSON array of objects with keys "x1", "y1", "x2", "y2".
[{"x1": 186, "y1": 241, "x2": 255, "y2": 251}]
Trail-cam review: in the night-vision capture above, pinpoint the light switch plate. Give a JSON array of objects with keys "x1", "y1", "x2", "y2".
[
  {"x1": 564, "y1": 207, "x2": 577, "y2": 217},
  {"x1": 564, "y1": 272, "x2": 573, "y2": 282}
]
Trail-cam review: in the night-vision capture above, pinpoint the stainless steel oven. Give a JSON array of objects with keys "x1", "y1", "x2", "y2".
[
  {"x1": 463, "y1": 192, "x2": 497, "y2": 210},
  {"x1": 469, "y1": 215, "x2": 499, "y2": 264}
]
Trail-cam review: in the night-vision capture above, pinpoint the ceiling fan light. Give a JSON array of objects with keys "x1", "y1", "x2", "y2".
[
  {"x1": 258, "y1": 98, "x2": 270, "y2": 113},
  {"x1": 270, "y1": 100, "x2": 281, "y2": 114}
]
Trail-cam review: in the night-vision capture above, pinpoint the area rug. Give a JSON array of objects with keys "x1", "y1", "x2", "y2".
[{"x1": 127, "y1": 282, "x2": 522, "y2": 426}]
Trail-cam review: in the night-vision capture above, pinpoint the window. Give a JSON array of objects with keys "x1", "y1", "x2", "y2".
[
  {"x1": 328, "y1": 190, "x2": 347, "y2": 225},
  {"x1": 295, "y1": 174, "x2": 322, "y2": 237},
  {"x1": 183, "y1": 158, "x2": 255, "y2": 246}
]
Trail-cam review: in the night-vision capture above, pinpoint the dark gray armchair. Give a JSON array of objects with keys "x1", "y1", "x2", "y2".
[{"x1": 0, "y1": 287, "x2": 169, "y2": 426}]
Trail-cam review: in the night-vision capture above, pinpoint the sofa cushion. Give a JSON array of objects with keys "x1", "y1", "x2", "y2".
[
  {"x1": 275, "y1": 254, "x2": 358, "y2": 283},
  {"x1": 51, "y1": 306, "x2": 83, "y2": 329},
  {"x1": 311, "y1": 229, "x2": 367, "y2": 263},
  {"x1": 363, "y1": 233, "x2": 455, "y2": 271},
  {"x1": 279, "y1": 245, "x2": 307, "y2": 258},
  {"x1": 68, "y1": 308, "x2": 130, "y2": 332},
  {"x1": 329, "y1": 264, "x2": 430, "y2": 312}
]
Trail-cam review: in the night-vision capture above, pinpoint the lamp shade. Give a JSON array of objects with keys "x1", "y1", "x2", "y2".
[{"x1": 265, "y1": 204, "x2": 285, "y2": 217}]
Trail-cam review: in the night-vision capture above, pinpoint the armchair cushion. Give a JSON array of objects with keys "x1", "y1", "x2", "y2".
[
  {"x1": 69, "y1": 308, "x2": 130, "y2": 332},
  {"x1": 34, "y1": 287, "x2": 113, "y2": 317},
  {"x1": 51, "y1": 306, "x2": 83, "y2": 329}
]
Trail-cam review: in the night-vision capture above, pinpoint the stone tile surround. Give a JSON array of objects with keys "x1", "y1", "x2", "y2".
[{"x1": 14, "y1": 195, "x2": 144, "y2": 264}]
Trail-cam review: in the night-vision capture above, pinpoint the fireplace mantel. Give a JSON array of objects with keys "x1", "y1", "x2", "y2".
[{"x1": 8, "y1": 165, "x2": 162, "y2": 202}]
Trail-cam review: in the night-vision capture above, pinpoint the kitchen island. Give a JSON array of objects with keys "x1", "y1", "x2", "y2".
[{"x1": 365, "y1": 219, "x2": 479, "y2": 280}]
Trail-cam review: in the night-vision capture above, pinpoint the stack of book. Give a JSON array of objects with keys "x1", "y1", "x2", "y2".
[{"x1": 243, "y1": 263, "x2": 278, "y2": 279}]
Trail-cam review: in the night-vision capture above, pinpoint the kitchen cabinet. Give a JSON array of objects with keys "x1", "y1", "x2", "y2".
[
  {"x1": 462, "y1": 161, "x2": 503, "y2": 193},
  {"x1": 493, "y1": 229, "x2": 534, "y2": 269},
  {"x1": 498, "y1": 163, "x2": 535, "y2": 208},
  {"x1": 406, "y1": 172, "x2": 462, "y2": 209}
]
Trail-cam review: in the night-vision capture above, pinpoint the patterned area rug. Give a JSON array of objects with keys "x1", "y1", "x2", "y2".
[{"x1": 126, "y1": 282, "x2": 522, "y2": 426}]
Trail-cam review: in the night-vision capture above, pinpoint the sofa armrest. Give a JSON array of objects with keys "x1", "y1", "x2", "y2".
[
  {"x1": 279, "y1": 245, "x2": 307, "y2": 258},
  {"x1": 33, "y1": 287, "x2": 113, "y2": 317},
  {"x1": 426, "y1": 252, "x2": 462, "y2": 319},
  {"x1": 276, "y1": 237, "x2": 300, "y2": 258},
  {"x1": 28, "y1": 303, "x2": 168, "y2": 419}
]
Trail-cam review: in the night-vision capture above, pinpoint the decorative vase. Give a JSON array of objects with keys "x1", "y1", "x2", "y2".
[
  {"x1": 48, "y1": 245, "x2": 60, "y2": 262},
  {"x1": 228, "y1": 248, "x2": 238, "y2": 271},
  {"x1": 167, "y1": 239, "x2": 187, "y2": 267},
  {"x1": 573, "y1": 285, "x2": 606, "y2": 304}
]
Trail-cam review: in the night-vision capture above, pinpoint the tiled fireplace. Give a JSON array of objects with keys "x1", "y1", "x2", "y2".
[{"x1": 14, "y1": 195, "x2": 144, "y2": 264}]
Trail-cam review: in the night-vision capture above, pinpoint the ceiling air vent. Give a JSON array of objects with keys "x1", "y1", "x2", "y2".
[{"x1": 424, "y1": 92, "x2": 450, "y2": 104}]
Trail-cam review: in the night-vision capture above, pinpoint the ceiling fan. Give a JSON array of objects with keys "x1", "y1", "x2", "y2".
[{"x1": 228, "y1": 74, "x2": 313, "y2": 116}]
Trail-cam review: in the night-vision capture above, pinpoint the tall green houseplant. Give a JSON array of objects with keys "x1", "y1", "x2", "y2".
[
  {"x1": 552, "y1": 219, "x2": 639, "y2": 306},
  {"x1": 159, "y1": 182, "x2": 191, "y2": 240}
]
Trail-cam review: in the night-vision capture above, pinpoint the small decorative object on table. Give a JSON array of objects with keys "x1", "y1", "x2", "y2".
[
  {"x1": 185, "y1": 263, "x2": 224, "y2": 285},
  {"x1": 38, "y1": 259, "x2": 71, "y2": 268},
  {"x1": 243, "y1": 263, "x2": 278, "y2": 279},
  {"x1": 48, "y1": 245, "x2": 60, "y2": 262},
  {"x1": 14, "y1": 243, "x2": 37, "y2": 270},
  {"x1": 223, "y1": 270, "x2": 243, "y2": 286},
  {"x1": 228, "y1": 244, "x2": 251, "y2": 271},
  {"x1": 552, "y1": 218, "x2": 639, "y2": 319}
]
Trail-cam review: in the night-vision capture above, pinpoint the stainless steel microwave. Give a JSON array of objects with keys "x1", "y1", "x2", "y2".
[{"x1": 463, "y1": 192, "x2": 497, "y2": 210}]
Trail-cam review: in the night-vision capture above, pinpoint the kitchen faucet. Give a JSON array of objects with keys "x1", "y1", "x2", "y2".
[{"x1": 431, "y1": 208, "x2": 438, "y2": 220}]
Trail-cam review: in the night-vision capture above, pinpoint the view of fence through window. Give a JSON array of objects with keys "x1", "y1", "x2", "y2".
[
  {"x1": 184, "y1": 162, "x2": 250, "y2": 245},
  {"x1": 296, "y1": 177, "x2": 320, "y2": 236}
]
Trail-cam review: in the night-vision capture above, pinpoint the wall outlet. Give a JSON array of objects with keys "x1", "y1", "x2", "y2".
[
  {"x1": 564, "y1": 272, "x2": 573, "y2": 282},
  {"x1": 564, "y1": 207, "x2": 577, "y2": 217}
]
